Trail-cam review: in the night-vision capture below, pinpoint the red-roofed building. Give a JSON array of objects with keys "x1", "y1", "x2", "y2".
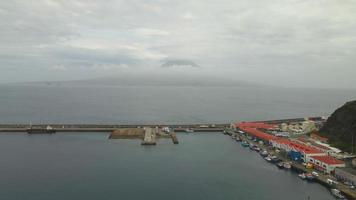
[
  {"x1": 270, "y1": 139, "x2": 326, "y2": 162},
  {"x1": 236, "y1": 122, "x2": 278, "y2": 142},
  {"x1": 307, "y1": 155, "x2": 345, "y2": 173},
  {"x1": 310, "y1": 133, "x2": 328, "y2": 143}
]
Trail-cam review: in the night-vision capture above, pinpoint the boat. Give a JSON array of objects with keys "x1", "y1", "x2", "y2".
[
  {"x1": 254, "y1": 146, "x2": 261, "y2": 152},
  {"x1": 330, "y1": 189, "x2": 346, "y2": 199},
  {"x1": 283, "y1": 162, "x2": 291, "y2": 169},
  {"x1": 235, "y1": 136, "x2": 242, "y2": 142},
  {"x1": 298, "y1": 173, "x2": 306, "y2": 179},
  {"x1": 260, "y1": 150, "x2": 268, "y2": 157},
  {"x1": 241, "y1": 141, "x2": 249, "y2": 147},
  {"x1": 305, "y1": 173, "x2": 315, "y2": 181},
  {"x1": 265, "y1": 156, "x2": 272, "y2": 162},
  {"x1": 270, "y1": 156, "x2": 280, "y2": 163},
  {"x1": 232, "y1": 134, "x2": 237, "y2": 139},
  {"x1": 249, "y1": 144, "x2": 255, "y2": 150},
  {"x1": 185, "y1": 128, "x2": 194, "y2": 133},
  {"x1": 27, "y1": 125, "x2": 56, "y2": 134},
  {"x1": 277, "y1": 162, "x2": 284, "y2": 169}
]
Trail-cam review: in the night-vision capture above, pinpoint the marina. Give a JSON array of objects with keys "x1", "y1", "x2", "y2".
[
  {"x1": 0, "y1": 118, "x2": 354, "y2": 199},
  {"x1": 227, "y1": 118, "x2": 356, "y2": 200}
]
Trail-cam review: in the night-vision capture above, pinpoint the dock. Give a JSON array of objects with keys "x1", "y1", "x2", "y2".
[
  {"x1": 171, "y1": 133, "x2": 179, "y2": 144},
  {"x1": 141, "y1": 128, "x2": 156, "y2": 145},
  {"x1": 0, "y1": 123, "x2": 228, "y2": 133},
  {"x1": 227, "y1": 128, "x2": 356, "y2": 200}
]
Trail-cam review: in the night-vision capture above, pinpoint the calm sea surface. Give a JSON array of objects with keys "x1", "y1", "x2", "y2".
[{"x1": 0, "y1": 85, "x2": 356, "y2": 200}]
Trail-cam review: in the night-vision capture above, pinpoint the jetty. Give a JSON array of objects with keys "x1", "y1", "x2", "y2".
[
  {"x1": 141, "y1": 128, "x2": 156, "y2": 145},
  {"x1": 0, "y1": 123, "x2": 228, "y2": 133},
  {"x1": 171, "y1": 133, "x2": 179, "y2": 144}
]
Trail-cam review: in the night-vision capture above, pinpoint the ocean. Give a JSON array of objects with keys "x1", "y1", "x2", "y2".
[{"x1": 0, "y1": 84, "x2": 355, "y2": 200}]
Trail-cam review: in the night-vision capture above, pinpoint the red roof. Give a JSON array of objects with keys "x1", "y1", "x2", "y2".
[
  {"x1": 273, "y1": 138, "x2": 324, "y2": 154},
  {"x1": 295, "y1": 137, "x2": 332, "y2": 152},
  {"x1": 237, "y1": 121, "x2": 325, "y2": 155},
  {"x1": 237, "y1": 122, "x2": 278, "y2": 141},
  {"x1": 310, "y1": 155, "x2": 345, "y2": 165},
  {"x1": 237, "y1": 122, "x2": 277, "y2": 129},
  {"x1": 241, "y1": 127, "x2": 277, "y2": 141},
  {"x1": 310, "y1": 133, "x2": 328, "y2": 142}
]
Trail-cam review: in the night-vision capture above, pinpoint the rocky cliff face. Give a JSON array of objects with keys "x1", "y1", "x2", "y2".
[{"x1": 320, "y1": 100, "x2": 356, "y2": 153}]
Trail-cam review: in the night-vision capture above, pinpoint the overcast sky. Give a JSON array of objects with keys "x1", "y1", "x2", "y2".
[{"x1": 0, "y1": 0, "x2": 355, "y2": 88}]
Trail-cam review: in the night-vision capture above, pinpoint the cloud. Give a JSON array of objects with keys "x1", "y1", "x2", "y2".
[
  {"x1": 0, "y1": 0, "x2": 355, "y2": 88},
  {"x1": 161, "y1": 59, "x2": 200, "y2": 68}
]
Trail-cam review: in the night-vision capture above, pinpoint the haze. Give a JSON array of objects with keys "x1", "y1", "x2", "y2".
[{"x1": 1, "y1": 0, "x2": 356, "y2": 89}]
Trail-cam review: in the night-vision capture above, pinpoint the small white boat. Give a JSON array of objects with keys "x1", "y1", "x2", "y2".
[
  {"x1": 330, "y1": 189, "x2": 345, "y2": 199},
  {"x1": 298, "y1": 173, "x2": 306, "y2": 179},
  {"x1": 260, "y1": 150, "x2": 268, "y2": 157},
  {"x1": 265, "y1": 156, "x2": 272, "y2": 162},
  {"x1": 185, "y1": 128, "x2": 194, "y2": 133},
  {"x1": 283, "y1": 162, "x2": 291, "y2": 169}
]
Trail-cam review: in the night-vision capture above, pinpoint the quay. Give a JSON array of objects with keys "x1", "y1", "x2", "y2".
[
  {"x1": 141, "y1": 128, "x2": 156, "y2": 145},
  {"x1": 228, "y1": 130, "x2": 356, "y2": 199},
  {"x1": 171, "y1": 133, "x2": 179, "y2": 144},
  {"x1": 0, "y1": 123, "x2": 229, "y2": 133}
]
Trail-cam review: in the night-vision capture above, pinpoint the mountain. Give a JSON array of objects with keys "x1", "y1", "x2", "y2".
[
  {"x1": 320, "y1": 100, "x2": 356, "y2": 152},
  {"x1": 19, "y1": 73, "x2": 256, "y2": 87},
  {"x1": 160, "y1": 60, "x2": 200, "y2": 68}
]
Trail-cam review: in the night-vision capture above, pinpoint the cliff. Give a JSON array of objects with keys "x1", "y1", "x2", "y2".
[{"x1": 320, "y1": 100, "x2": 356, "y2": 153}]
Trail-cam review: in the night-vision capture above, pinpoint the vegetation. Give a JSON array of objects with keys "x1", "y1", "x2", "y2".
[{"x1": 320, "y1": 100, "x2": 356, "y2": 153}]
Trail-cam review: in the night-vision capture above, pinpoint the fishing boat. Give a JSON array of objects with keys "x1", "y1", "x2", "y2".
[
  {"x1": 330, "y1": 189, "x2": 345, "y2": 199},
  {"x1": 305, "y1": 173, "x2": 315, "y2": 181},
  {"x1": 298, "y1": 173, "x2": 306, "y2": 179},
  {"x1": 277, "y1": 162, "x2": 284, "y2": 169},
  {"x1": 283, "y1": 162, "x2": 291, "y2": 169},
  {"x1": 185, "y1": 128, "x2": 194, "y2": 133},
  {"x1": 235, "y1": 136, "x2": 242, "y2": 142},
  {"x1": 260, "y1": 150, "x2": 268, "y2": 157},
  {"x1": 265, "y1": 156, "x2": 272, "y2": 162},
  {"x1": 27, "y1": 125, "x2": 56, "y2": 134},
  {"x1": 232, "y1": 134, "x2": 237, "y2": 139},
  {"x1": 254, "y1": 146, "x2": 261, "y2": 152},
  {"x1": 270, "y1": 156, "x2": 280, "y2": 163},
  {"x1": 241, "y1": 141, "x2": 249, "y2": 147}
]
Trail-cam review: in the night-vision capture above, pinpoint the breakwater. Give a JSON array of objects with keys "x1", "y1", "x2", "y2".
[{"x1": 0, "y1": 123, "x2": 229, "y2": 133}]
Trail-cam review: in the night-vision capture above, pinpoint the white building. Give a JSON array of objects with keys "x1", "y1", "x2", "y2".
[{"x1": 306, "y1": 155, "x2": 345, "y2": 174}]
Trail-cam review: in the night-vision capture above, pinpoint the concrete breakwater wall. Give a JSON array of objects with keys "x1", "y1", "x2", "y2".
[{"x1": 0, "y1": 123, "x2": 229, "y2": 133}]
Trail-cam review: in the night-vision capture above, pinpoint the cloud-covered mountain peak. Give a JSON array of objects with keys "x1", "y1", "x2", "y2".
[{"x1": 161, "y1": 59, "x2": 200, "y2": 68}]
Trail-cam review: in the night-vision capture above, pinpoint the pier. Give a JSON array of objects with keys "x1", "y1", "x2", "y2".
[
  {"x1": 0, "y1": 123, "x2": 229, "y2": 133},
  {"x1": 141, "y1": 128, "x2": 156, "y2": 145},
  {"x1": 227, "y1": 127, "x2": 356, "y2": 200}
]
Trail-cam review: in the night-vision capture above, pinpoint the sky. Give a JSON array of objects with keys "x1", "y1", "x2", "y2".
[{"x1": 0, "y1": 0, "x2": 356, "y2": 88}]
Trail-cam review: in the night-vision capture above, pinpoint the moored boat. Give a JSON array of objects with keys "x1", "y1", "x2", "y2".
[
  {"x1": 305, "y1": 173, "x2": 315, "y2": 181},
  {"x1": 298, "y1": 173, "x2": 306, "y2": 179},
  {"x1": 235, "y1": 136, "x2": 242, "y2": 142},
  {"x1": 254, "y1": 146, "x2": 261, "y2": 152},
  {"x1": 277, "y1": 162, "x2": 284, "y2": 169},
  {"x1": 185, "y1": 128, "x2": 194, "y2": 133},
  {"x1": 330, "y1": 189, "x2": 345, "y2": 199},
  {"x1": 260, "y1": 150, "x2": 268, "y2": 157},
  {"x1": 270, "y1": 156, "x2": 280, "y2": 163},
  {"x1": 241, "y1": 141, "x2": 249, "y2": 147},
  {"x1": 265, "y1": 156, "x2": 272, "y2": 162},
  {"x1": 283, "y1": 162, "x2": 291, "y2": 169}
]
